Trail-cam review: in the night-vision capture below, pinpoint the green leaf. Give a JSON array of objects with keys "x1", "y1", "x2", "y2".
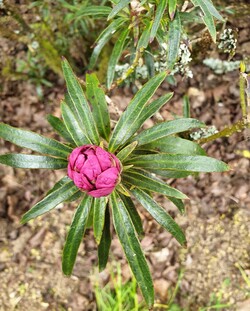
[
  {"x1": 46, "y1": 176, "x2": 82, "y2": 202},
  {"x1": 191, "y1": 0, "x2": 223, "y2": 42},
  {"x1": 0, "y1": 123, "x2": 72, "y2": 159},
  {"x1": 116, "y1": 141, "x2": 138, "y2": 162},
  {"x1": 89, "y1": 18, "x2": 126, "y2": 69},
  {"x1": 62, "y1": 194, "x2": 93, "y2": 276},
  {"x1": 73, "y1": 6, "x2": 112, "y2": 19},
  {"x1": 108, "y1": 0, "x2": 130, "y2": 20},
  {"x1": 47, "y1": 114, "x2": 75, "y2": 145},
  {"x1": 107, "y1": 28, "x2": 129, "y2": 89},
  {"x1": 110, "y1": 191, "x2": 154, "y2": 307},
  {"x1": 126, "y1": 154, "x2": 229, "y2": 172},
  {"x1": 137, "y1": 21, "x2": 153, "y2": 50},
  {"x1": 98, "y1": 207, "x2": 111, "y2": 271},
  {"x1": 123, "y1": 169, "x2": 188, "y2": 199},
  {"x1": 132, "y1": 118, "x2": 204, "y2": 146},
  {"x1": 86, "y1": 73, "x2": 111, "y2": 140},
  {"x1": 139, "y1": 136, "x2": 206, "y2": 155},
  {"x1": 21, "y1": 180, "x2": 79, "y2": 224},
  {"x1": 148, "y1": 170, "x2": 194, "y2": 178},
  {"x1": 109, "y1": 72, "x2": 167, "y2": 152},
  {"x1": 167, "y1": 11, "x2": 181, "y2": 69},
  {"x1": 0, "y1": 154, "x2": 67, "y2": 169},
  {"x1": 150, "y1": 0, "x2": 167, "y2": 42},
  {"x1": 182, "y1": 95, "x2": 190, "y2": 118},
  {"x1": 168, "y1": 0, "x2": 177, "y2": 20},
  {"x1": 61, "y1": 101, "x2": 91, "y2": 146},
  {"x1": 131, "y1": 188, "x2": 187, "y2": 246},
  {"x1": 119, "y1": 193, "x2": 144, "y2": 238},
  {"x1": 93, "y1": 197, "x2": 108, "y2": 244},
  {"x1": 167, "y1": 197, "x2": 185, "y2": 214},
  {"x1": 62, "y1": 58, "x2": 100, "y2": 145}
]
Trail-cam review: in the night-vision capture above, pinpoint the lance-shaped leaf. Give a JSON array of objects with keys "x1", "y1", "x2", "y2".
[
  {"x1": 169, "y1": 0, "x2": 177, "y2": 20},
  {"x1": 131, "y1": 118, "x2": 204, "y2": 146},
  {"x1": 167, "y1": 197, "x2": 185, "y2": 214},
  {"x1": 110, "y1": 191, "x2": 154, "y2": 307},
  {"x1": 0, "y1": 123, "x2": 72, "y2": 159},
  {"x1": 89, "y1": 18, "x2": 126, "y2": 69},
  {"x1": 73, "y1": 5, "x2": 112, "y2": 19},
  {"x1": 62, "y1": 195, "x2": 93, "y2": 275},
  {"x1": 123, "y1": 169, "x2": 188, "y2": 199},
  {"x1": 116, "y1": 141, "x2": 138, "y2": 162},
  {"x1": 93, "y1": 197, "x2": 108, "y2": 244},
  {"x1": 21, "y1": 180, "x2": 79, "y2": 224},
  {"x1": 150, "y1": 0, "x2": 167, "y2": 42},
  {"x1": 139, "y1": 136, "x2": 206, "y2": 155},
  {"x1": 47, "y1": 114, "x2": 75, "y2": 145},
  {"x1": 61, "y1": 101, "x2": 91, "y2": 146},
  {"x1": 119, "y1": 193, "x2": 144, "y2": 238},
  {"x1": 109, "y1": 72, "x2": 167, "y2": 152},
  {"x1": 137, "y1": 21, "x2": 153, "y2": 50},
  {"x1": 46, "y1": 176, "x2": 82, "y2": 202},
  {"x1": 167, "y1": 11, "x2": 181, "y2": 69},
  {"x1": 148, "y1": 169, "x2": 194, "y2": 179},
  {"x1": 108, "y1": 0, "x2": 130, "y2": 20},
  {"x1": 131, "y1": 188, "x2": 186, "y2": 246},
  {"x1": 126, "y1": 154, "x2": 229, "y2": 172},
  {"x1": 62, "y1": 58, "x2": 99, "y2": 145},
  {"x1": 98, "y1": 207, "x2": 111, "y2": 271},
  {"x1": 107, "y1": 27, "x2": 129, "y2": 89},
  {"x1": 0, "y1": 154, "x2": 67, "y2": 169},
  {"x1": 86, "y1": 73, "x2": 111, "y2": 140}
]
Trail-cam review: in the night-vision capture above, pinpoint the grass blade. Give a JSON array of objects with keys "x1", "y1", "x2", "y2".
[
  {"x1": 0, "y1": 123, "x2": 72, "y2": 159},
  {"x1": 131, "y1": 188, "x2": 187, "y2": 246},
  {"x1": 62, "y1": 194, "x2": 93, "y2": 275}
]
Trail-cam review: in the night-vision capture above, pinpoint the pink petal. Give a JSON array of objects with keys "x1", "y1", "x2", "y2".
[
  {"x1": 74, "y1": 154, "x2": 86, "y2": 172},
  {"x1": 72, "y1": 172, "x2": 93, "y2": 191},
  {"x1": 67, "y1": 162, "x2": 74, "y2": 180},
  {"x1": 96, "y1": 147, "x2": 112, "y2": 171},
  {"x1": 111, "y1": 154, "x2": 121, "y2": 171},
  {"x1": 81, "y1": 154, "x2": 102, "y2": 181},
  {"x1": 88, "y1": 187, "x2": 115, "y2": 198},
  {"x1": 68, "y1": 146, "x2": 84, "y2": 167},
  {"x1": 95, "y1": 167, "x2": 119, "y2": 189}
]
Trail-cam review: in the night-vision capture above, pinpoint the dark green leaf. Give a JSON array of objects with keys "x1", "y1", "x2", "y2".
[
  {"x1": 108, "y1": 0, "x2": 130, "y2": 20},
  {"x1": 150, "y1": 0, "x2": 167, "y2": 42},
  {"x1": 62, "y1": 58, "x2": 100, "y2": 145},
  {"x1": 109, "y1": 72, "x2": 167, "y2": 152},
  {"x1": 131, "y1": 188, "x2": 187, "y2": 246},
  {"x1": 182, "y1": 95, "x2": 190, "y2": 118},
  {"x1": 0, "y1": 123, "x2": 72, "y2": 159},
  {"x1": 123, "y1": 169, "x2": 188, "y2": 199},
  {"x1": 137, "y1": 21, "x2": 153, "y2": 50},
  {"x1": 167, "y1": 11, "x2": 181, "y2": 69},
  {"x1": 98, "y1": 207, "x2": 111, "y2": 271},
  {"x1": 132, "y1": 118, "x2": 204, "y2": 146},
  {"x1": 126, "y1": 154, "x2": 229, "y2": 172},
  {"x1": 0, "y1": 154, "x2": 67, "y2": 169},
  {"x1": 86, "y1": 73, "x2": 111, "y2": 140},
  {"x1": 47, "y1": 114, "x2": 75, "y2": 145},
  {"x1": 93, "y1": 197, "x2": 108, "y2": 244},
  {"x1": 21, "y1": 180, "x2": 79, "y2": 224},
  {"x1": 61, "y1": 101, "x2": 91, "y2": 146},
  {"x1": 62, "y1": 195, "x2": 93, "y2": 275},
  {"x1": 107, "y1": 28, "x2": 130, "y2": 89},
  {"x1": 167, "y1": 197, "x2": 185, "y2": 214},
  {"x1": 116, "y1": 141, "x2": 138, "y2": 162},
  {"x1": 119, "y1": 193, "x2": 144, "y2": 238},
  {"x1": 139, "y1": 136, "x2": 206, "y2": 155},
  {"x1": 73, "y1": 6, "x2": 112, "y2": 19},
  {"x1": 149, "y1": 169, "x2": 194, "y2": 178},
  {"x1": 89, "y1": 18, "x2": 126, "y2": 69},
  {"x1": 110, "y1": 191, "x2": 154, "y2": 307}
]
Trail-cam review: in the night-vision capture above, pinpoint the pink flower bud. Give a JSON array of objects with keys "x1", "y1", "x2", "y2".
[{"x1": 67, "y1": 145, "x2": 121, "y2": 198}]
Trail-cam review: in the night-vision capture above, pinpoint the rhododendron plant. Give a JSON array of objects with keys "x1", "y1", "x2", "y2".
[{"x1": 0, "y1": 59, "x2": 229, "y2": 308}]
